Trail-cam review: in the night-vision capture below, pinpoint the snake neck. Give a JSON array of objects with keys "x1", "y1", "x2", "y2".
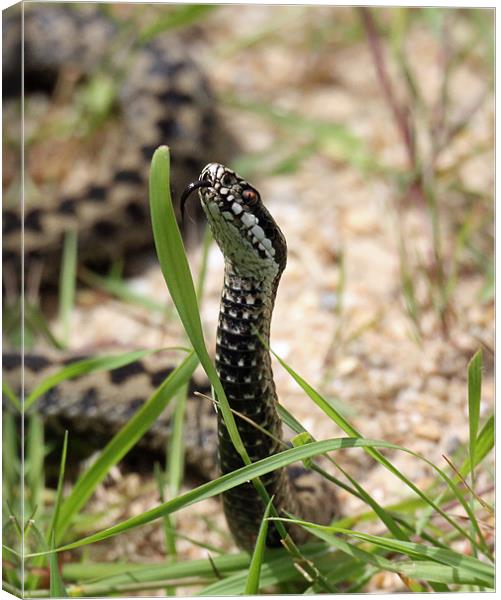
[
  {"x1": 215, "y1": 262, "x2": 284, "y2": 470},
  {"x1": 215, "y1": 262, "x2": 297, "y2": 548}
]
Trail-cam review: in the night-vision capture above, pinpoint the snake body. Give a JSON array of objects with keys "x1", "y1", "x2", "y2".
[
  {"x1": 2, "y1": 4, "x2": 234, "y2": 278},
  {"x1": 192, "y1": 163, "x2": 339, "y2": 548},
  {"x1": 2, "y1": 6, "x2": 338, "y2": 550}
]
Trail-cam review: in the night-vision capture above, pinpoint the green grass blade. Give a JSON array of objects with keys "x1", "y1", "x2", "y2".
[
  {"x1": 55, "y1": 351, "x2": 198, "y2": 541},
  {"x1": 467, "y1": 349, "x2": 482, "y2": 481},
  {"x1": 2, "y1": 412, "x2": 19, "y2": 499},
  {"x1": 29, "y1": 438, "x2": 402, "y2": 555},
  {"x1": 244, "y1": 498, "x2": 273, "y2": 594},
  {"x1": 49, "y1": 532, "x2": 68, "y2": 597},
  {"x1": 271, "y1": 347, "x2": 482, "y2": 549},
  {"x1": 167, "y1": 385, "x2": 188, "y2": 498},
  {"x1": 153, "y1": 464, "x2": 177, "y2": 561},
  {"x1": 47, "y1": 430, "x2": 69, "y2": 543},
  {"x1": 24, "y1": 348, "x2": 172, "y2": 411},
  {"x1": 459, "y1": 414, "x2": 494, "y2": 478},
  {"x1": 26, "y1": 413, "x2": 44, "y2": 514},
  {"x1": 278, "y1": 519, "x2": 493, "y2": 588},
  {"x1": 2, "y1": 381, "x2": 21, "y2": 412},
  {"x1": 149, "y1": 147, "x2": 247, "y2": 460},
  {"x1": 58, "y1": 229, "x2": 78, "y2": 346}
]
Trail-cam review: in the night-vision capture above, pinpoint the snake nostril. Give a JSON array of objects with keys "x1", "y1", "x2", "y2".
[
  {"x1": 201, "y1": 170, "x2": 212, "y2": 183},
  {"x1": 220, "y1": 172, "x2": 234, "y2": 187}
]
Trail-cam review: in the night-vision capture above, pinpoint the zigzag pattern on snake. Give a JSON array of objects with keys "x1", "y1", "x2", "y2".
[
  {"x1": 2, "y1": 5, "x2": 339, "y2": 550},
  {"x1": 3, "y1": 4, "x2": 234, "y2": 278}
]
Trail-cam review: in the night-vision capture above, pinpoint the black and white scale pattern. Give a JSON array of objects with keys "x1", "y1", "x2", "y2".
[{"x1": 197, "y1": 163, "x2": 339, "y2": 550}]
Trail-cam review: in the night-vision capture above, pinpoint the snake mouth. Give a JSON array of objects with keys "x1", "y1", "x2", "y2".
[{"x1": 180, "y1": 180, "x2": 212, "y2": 221}]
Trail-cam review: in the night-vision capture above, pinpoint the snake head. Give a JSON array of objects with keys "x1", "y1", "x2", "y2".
[{"x1": 182, "y1": 163, "x2": 287, "y2": 280}]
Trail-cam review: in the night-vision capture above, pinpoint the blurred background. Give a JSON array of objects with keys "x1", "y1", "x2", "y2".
[{"x1": 2, "y1": 3, "x2": 494, "y2": 593}]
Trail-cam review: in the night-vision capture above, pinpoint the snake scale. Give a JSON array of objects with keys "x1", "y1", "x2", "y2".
[{"x1": 2, "y1": 5, "x2": 338, "y2": 550}]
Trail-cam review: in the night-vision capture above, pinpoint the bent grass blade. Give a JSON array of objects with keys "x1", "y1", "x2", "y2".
[
  {"x1": 149, "y1": 145, "x2": 293, "y2": 546},
  {"x1": 26, "y1": 438, "x2": 399, "y2": 556}
]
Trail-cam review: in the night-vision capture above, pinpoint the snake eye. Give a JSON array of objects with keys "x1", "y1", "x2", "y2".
[{"x1": 242, "y1": 188, "x2": 259, "y2": 204}]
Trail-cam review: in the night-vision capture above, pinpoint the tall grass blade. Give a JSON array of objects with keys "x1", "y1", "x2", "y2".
[
  {"x1": 26, "y1": 413, "x2": 44, "y2": 514},
  {"x1": 459, "y1": 414, "x2": 494, "y2": 478},
  {"x1": 49, "y1": 532, "x2": 68, "y2": 597},
  {"x1": 467, "y1": 349, "x2": 482, "y2": 483},
  {"x1": 154, "y1": 464, "x2": 177, "y2": 560},
  {"x1": 167, "y1": 384, "x2": 188, "y2": 501},
  {"x1": 47, "y1": 431, "x2": 69, "y2": 542},
  {"x1": 149, "y1": 147, "x2": 240, "y2": 449},
  {"x1": 2, "y1": 412, "x2": 19, "y2": 496},
  {"x1": 244, "y1": 498, "x2": 273, "y2": 594}
]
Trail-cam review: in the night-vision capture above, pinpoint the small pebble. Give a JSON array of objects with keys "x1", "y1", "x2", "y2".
[{"x1": 414, "y1": 422, "x2": 442, "y2": 441}]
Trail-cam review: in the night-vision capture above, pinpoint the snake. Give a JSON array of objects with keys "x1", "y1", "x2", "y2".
[
  {"x1": 181, "y1": 163, "x2": 339, "y2": 548},
  {"x1": 2, "y1": 5, "x2": 339, "y2": 550},
  {"x1": 2, "y1": 4, "x2": 234, "y2": 281}
]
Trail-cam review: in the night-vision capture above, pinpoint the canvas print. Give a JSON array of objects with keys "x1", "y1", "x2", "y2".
[{"x1": 2, "y1": 1, "x2": 494, "y2": 595}]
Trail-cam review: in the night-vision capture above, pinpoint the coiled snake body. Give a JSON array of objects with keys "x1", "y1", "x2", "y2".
[
  {"x1": 3, "y1": 4, "x2": 233, "y2": 277},
  {"x1": 2, "y1": 6, "x2": 338, "y2": 550}
]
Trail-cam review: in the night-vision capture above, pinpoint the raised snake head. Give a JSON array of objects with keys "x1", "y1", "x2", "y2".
[{"x1": 182, "y1": 163, "x2": 287, "y2": 282}]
